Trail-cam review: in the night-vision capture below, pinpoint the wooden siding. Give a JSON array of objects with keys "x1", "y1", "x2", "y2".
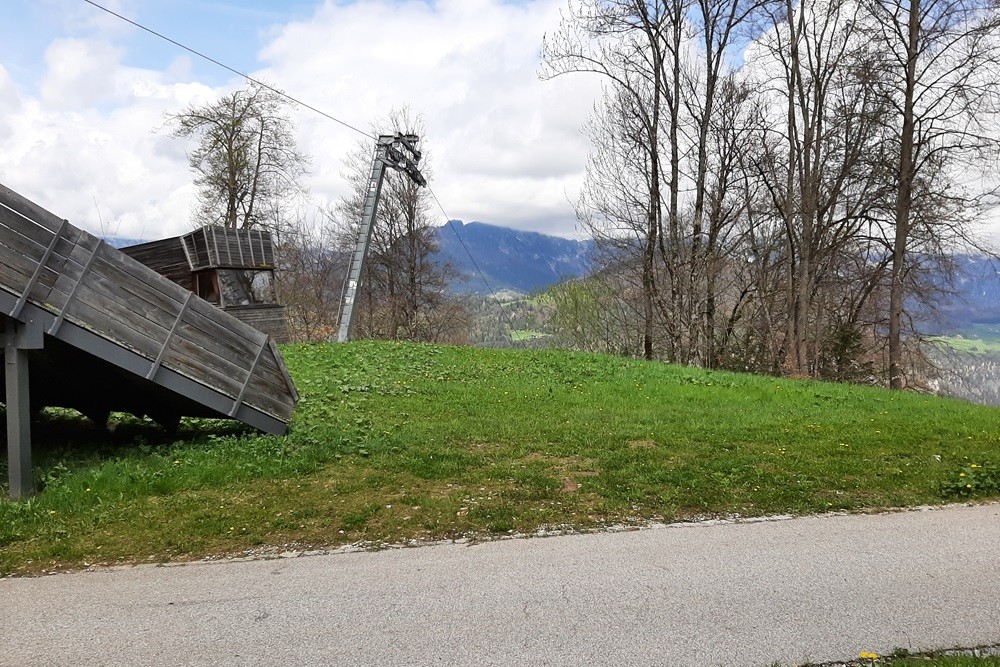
[
  {"x1": 0, "y1": 182, "x2": 298, "y2": 427},
  {"x1": 120, "y1": 239, "x2": 195, "y2": 291},
  {"x1": 224, "y1": 305, "x2": 290, "y2": 343},
  {"x1": 183, "y1": 226, "x2": 275, "y2": 270}
]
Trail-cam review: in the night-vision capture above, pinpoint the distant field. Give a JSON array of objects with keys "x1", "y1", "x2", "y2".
[
  {"x1": 931, "y1": 323, "x2": 1000, "y2": 354},
  {"x1": 2, "y1": 341, "x2": 999, "y2": 575},
  {"x1": 930, "y1": 336, "x2": 1000, "y2": 354}
]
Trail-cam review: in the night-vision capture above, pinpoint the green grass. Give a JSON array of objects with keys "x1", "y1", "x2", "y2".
[
  {"x1": 838, "y1": 655, "x2": 1000, "y2": 666},
  {"x1": 929, "y1": 336, "x2": 1000, "y2": 354},
  {"x1": 509, "y1": 329, "x2": 551, "y2": 341},
  {"x1": 893, "y1": 658, "x2": 1000, "y2": 666},
  {"x1": 930, "y1": 323, "x2": 1000, "y2": 354},
  {"x1": 3, "y1": 341, "x2": 1000, "y2": 575}
]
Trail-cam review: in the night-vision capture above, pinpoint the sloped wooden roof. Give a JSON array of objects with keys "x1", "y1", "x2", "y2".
[{"x1": 0, "y1": 182, "x2": 297, "y2": 434}]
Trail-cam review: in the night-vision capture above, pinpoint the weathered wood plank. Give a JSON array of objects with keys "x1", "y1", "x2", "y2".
[
  {"x1": 1, "y1": 182, "x2": 298, "y2": 429},
  {"x1": 55, "y1": 291, "x2": 164, "y2": 360},
  {"x1": 268, "y1": 338, "x2": 299, "y2": 403},
  {"x1": 0, "y1": 183, "x2": 65, "y2": 236},
  {"x1": 0, "y1": 221, "x2": 71, "y2": 288},
  {"x1": 0, "y1": 239, "x2": 61, "y2": 306},
  {"x1": 250, "y1": 345, "x2": 299, "y2": 399},
  {"x1": 160, "y1": 338, "x2": 245, "y2": 400},
  {"x1": 147, "y1": 292, "x2": 194, "y2": 380},
  {"x1": 224, "y1": 305, "x2": 290, "y2": 343},
  {"x1": 90, "y1": 255, "x2": 187, "y2": 317},
  {"x1": 3, "y1": 223, "x2": 290, "y2": 413},
  {"x1": 70, "y1": 260, "x2": 286, "y2": 399},
  {"x1": 72, "y1": 261, "x2": 272, "y2": 397},
  {"x1": 0, "y1": 208, "x2": 52, "y2": 260},
  {"x1": 186, "y1": 297, "x2": 265, "y2": 357},
  {"x1": 168, "y1": 324, "x2": 264, "y2": 395},
  {"x1": 121, "y1": 239, "x2": 194, "y2": 289},
  {"x1": 229, "y1": 338, "x2": 268, "y2": 417},
  {"x1": 48, "y1": 239, "x2": 104, "y2": 336},
  {"x1": 10, "y1": 218, "x2": 68, "y2": 318}
]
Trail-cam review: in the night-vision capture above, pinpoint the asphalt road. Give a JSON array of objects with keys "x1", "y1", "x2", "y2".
[{"x1": 2, "y1": 503, "x2": 998, "y2": 667}]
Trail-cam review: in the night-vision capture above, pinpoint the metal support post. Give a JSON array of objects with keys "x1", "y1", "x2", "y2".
[
  {"x1": 4, "y1": 316, "x2": 42, "y2": 499},
  {"x1": 335, "y1": 133, "x2": 426, "y2": 343}
]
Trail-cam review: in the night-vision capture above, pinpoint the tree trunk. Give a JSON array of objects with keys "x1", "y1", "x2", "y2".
[{"x1": 889, "y1": 0, "x2": 919, "y2": 390}]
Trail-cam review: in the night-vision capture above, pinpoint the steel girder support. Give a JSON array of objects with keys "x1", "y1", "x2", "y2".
[
  {"x1": 335, "y1": 133, "x2": 427, "y2": 343},
  {"x1": 4, "y1": 315, "x2": 43, "y2": 499}
]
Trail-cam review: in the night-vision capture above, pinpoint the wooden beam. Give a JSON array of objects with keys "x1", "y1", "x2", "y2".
[
  {"x1": 48, "y1": 239, "x2": 102, "y2": 336},
  {"x1": 146, "y1": 291, "x2": 193, "y2": 380},
  {"x1": 8, "y1": 218, "x2": 67, "y2": 320},
  {"x1": 210, "y1": 225, "x2": 221, "y2": 268},
  {"x1": 236, "y1": 229, "x2": 246, "y2": 266},
  {"x1": 269, "y1": 338, "x2": 299, "y2": 403},
  {"x1": 247, "y1": 228, "x2": 257, "y2": 266},
  {"x1": 229, "y1": 336, "x2": 269, "y2": 417}
]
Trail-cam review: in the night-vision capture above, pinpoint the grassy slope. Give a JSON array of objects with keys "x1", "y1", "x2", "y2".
[
  {"x1": 2, "y1": 341, "x2": 999, "y2": 575},
  {"x1": 840, "y1": 656, "x2": 1000, "y2": 667}
]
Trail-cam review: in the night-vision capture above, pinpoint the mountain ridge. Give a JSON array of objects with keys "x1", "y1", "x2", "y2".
[{"x1": 433, "y1": 220, "x2": 594, "y2": 294}]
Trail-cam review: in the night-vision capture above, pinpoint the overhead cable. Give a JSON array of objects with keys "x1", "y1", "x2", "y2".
[{"x1": 81, "y1": 0, "x2": 376, "y2": 139}]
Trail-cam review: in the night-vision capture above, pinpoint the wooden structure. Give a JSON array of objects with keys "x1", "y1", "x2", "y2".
[
  {"x1": 123, "y1": 226, "x2": 289, "y2": 342},
  {"x1": 0, "y1": 182, "x2": 298, "y2": 499}
]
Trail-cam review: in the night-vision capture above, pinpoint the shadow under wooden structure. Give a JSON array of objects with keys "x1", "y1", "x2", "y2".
[
  {"x1": 0, "y1": 182, "x2": 299, "y2": 499},
  {"x1": 122, "y1": 226, "x2": 289, "y2": 343}
]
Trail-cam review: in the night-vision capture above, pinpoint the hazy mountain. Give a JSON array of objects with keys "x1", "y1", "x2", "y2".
[
  {"x1": 434, "y1": 220, "x2": 595, "y2": 294},
  {"x1": 921, "y1": 254, "x2": 1000, "y2": 332},
  {"x1": 105, "y1": 237, "x2": 148, "y2": 249}
]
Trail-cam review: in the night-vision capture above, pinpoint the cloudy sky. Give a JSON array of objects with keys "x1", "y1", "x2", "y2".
[{"x1": 0, "y1": 0, "x2": 603, "y2": 241}]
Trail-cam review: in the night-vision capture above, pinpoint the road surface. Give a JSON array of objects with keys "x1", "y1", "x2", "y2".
[{"x1": 2, "y1": 503, "x2": 998, "y2": 666}]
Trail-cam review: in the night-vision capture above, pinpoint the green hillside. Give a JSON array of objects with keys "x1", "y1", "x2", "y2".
[{"x1": 2, "y1": 341, "x2": 999, "y2": 575}]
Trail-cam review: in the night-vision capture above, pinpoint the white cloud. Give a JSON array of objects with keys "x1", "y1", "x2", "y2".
[
  {"x1": 0, "y1": 45, "x2": 218, "y2": 240},
  {"x1": 0, "y1": 0, "x2": 601, "y2": 242},
  {"x1": 0, "y1": 64, "x2": 19, "y2": 111},
  {"x1": 0, "y1": 65, "x2": 20, "y2": 143},
  {"x1": 258, "y1": 0, "x2": 601, "y2": 236},
  {"x1": 40, "y1": 38, "x2": 124, "y2": 108}
]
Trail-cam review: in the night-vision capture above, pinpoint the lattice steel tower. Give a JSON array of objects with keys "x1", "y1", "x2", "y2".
[{"x1": 336, "y1": 133, "x2": 427, "y2": 343}]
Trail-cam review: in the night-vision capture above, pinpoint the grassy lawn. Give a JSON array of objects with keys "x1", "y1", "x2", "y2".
[
  {"x1": 2, "y1": 341, "x2": 1000, "y2": 575},
  {"x1": 892, "y1": 658, "x2": 1000, "y2": 666}
]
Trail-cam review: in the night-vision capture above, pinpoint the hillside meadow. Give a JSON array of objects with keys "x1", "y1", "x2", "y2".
[{"x1": 2, "y1": 341, "x2": 999, "y2": 575}]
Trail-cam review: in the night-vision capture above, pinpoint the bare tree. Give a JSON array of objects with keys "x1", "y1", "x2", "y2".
[
  {"x1": 169, "y1": 82, "x2": 309, "y2": 230},
  {"x1": 541, "y1": 0, "x2": 1000, "y2": 390},
  {"x1": 861, "y1": 0, "x2": 1000, "y2": 388},
  {"x1": 274, "y1": 207, "x2": 345, "y2": 342},
  {"x1": 542, "y1": 0, "x2": 680, "y2": 360}
]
